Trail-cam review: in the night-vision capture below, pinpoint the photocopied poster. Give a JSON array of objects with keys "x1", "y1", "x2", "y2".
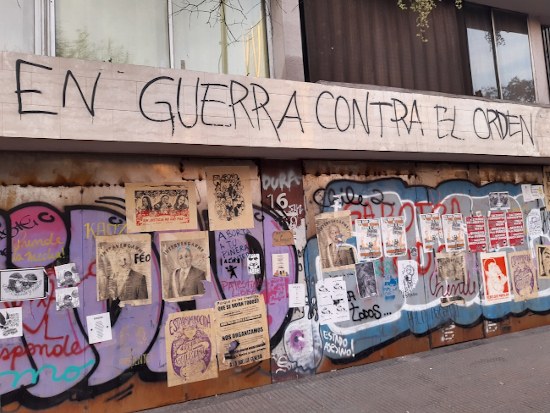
[
  {"x1": 506, "y1": 211, "x2": 525, "y2": 247},
  {"x1": 96, "y1": 234, "x2": 152, "y2": 306},
  {"x1": 125, "y1": 182, "x2": 198, "y2": 233},
  {"x1": 527, "y1": 209, "x2": 543, "y2": 240},
  {"x1": 247, "y1": 254, "x2": 261, "y2": 275},
  {"x1": 272, "y1": 253, "x2": 289, "y2": 277},
  {"x1": 508, "y1": 251, "x2": 538, "y2": 302},
  {"x1": 0, "y1": 307, "x2": 23, "y2": 339},
  {"x1": 487, "y1": 211, "x2": 508, "y2": 249},
  {"x1": 355, "y1": 261, "x2": 378, "y2": 298},
  {"x1": 316, "y1": 277, "x2": 349, "y2": 324},
  {"x1": 288, "y1": 283, "x2": 306, "y2": 308},
  {"x1": 159, "y1": 231, "x2": 210, "y2": 302},
  {"x1": 466, "y1": 215, "x2": 487, "y2": 253},
  {"x1": 435, "y1": 252, "x2": 466, "y2": 282},
  {"x1": 54, "y1": 263, "x2": 80, "y2": 287},
  {"x1": 0, "y1": 267, "x2": 47, "y2": 302},
  {"x1": 165, "y1": 309, "x2": 218, "y2": 386},
  {"x1": 55, "y1": 287, "x2": 80, "y2": 311},
  {"x1": 86, "y1": 312, "x2": 113, "y2": 344},
  {"x1": 315, "y1": 210, "x2": 356, "y2": 272},
  {"x1": 214, "y1": 294, "x2": 270, "y2": 370},
  {"x1": 480, "y1": 252, "x2": 510, "y2": 302},
  {"x1": 397, "y1": 260, "x2": 418, "y2": 298},
  {"x1": 419, "y1": 213, "x2": 442, "y2": 253},
  {"x1": 381, "y1": 216, "x2": 407, "y2": 257},
  {"x1": 537, "y1": 245, "x2": 550, "y2": 278},
  {"x1": 489, "y1": 191, "x2": 510, "y2": 210},
  {"x1": 355, "y1": 219, "x2": 382, "y2": 261},
  {"x1": 206, "y1": 166, "x2": 254, "y2": 230},
  {"x1": 442, "y1": 214, "x2": 466, "y2": 252}
]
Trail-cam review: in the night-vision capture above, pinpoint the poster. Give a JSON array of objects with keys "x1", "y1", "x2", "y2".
[
  {"x1": 125, "y1": 182, "x2": 198, "y2": 233},
  {"x1": 506, "y1": 211, "x2": 525, "y2": 247},
  {"x1": 54, "y1": 263, "x2": 80, "y2": 287},
  {"x1": 355, "y1": 219, "x2": 382, "y2": 261},
  {"x1": 465, "y1": 215, "x2": 487, "y2": 253},
  {"x1": 487, "y1": 211, "x2": 508, "y2": 249},
  {"x1": 96, "y1": 234, "x2": 152, "y2": 306},
  {"x1": 165, "y1": 309, "x2": 218, "y2": 386},
  {"x1": 55, "y1": 287, "x2": 80, "y2": 310},
  {"x1": 522, "y1": 184, "x2": 534, "y2": 203},
  {"x1": 489, "y1": 191, "x2": 510, "y2": 210},
  {"x1": 537, "y1": 245, "x2": 550, "y2": 278},
  {"x1": 316, "y1": 278, "x2": 349, "y2": 324},
  {"x1": 159, "y1": 231, "x2": 210, "y2": 302},
  {"x1": 315, "y1": 210, "x2": 356, "y2": 272},
  {"x1": 397, "y1": 260, "x2": 418, "y2": 298},
  {"x1": 435, "y1": 252, "x2": 466, "y2": 282},
  {"x1": 380, "y1": 216, "x2": 407, "y2": 257},
  {"x1": 441, "y1": 214, "x2": 466, "y2": 252},
  {"x1": 419, "y1": 213, "x2": 442, "y2": 253},
  {"x1": 214, "y1": 294, "x2": 270, "y2": 370},
  {"x1": 0, "y1": 267, "x2": 47, "y2": 302},
  {"x1": 0, "y1": 307, "x2": 23, "y2": 339},
  {"x1": 480, "y1": 252, "x2": 510, "y2": 302},
  {"x1": 86, "y1": 312, "x2": 113, "y2": 344},
  {"x1": 272, "y1": 230, "x2": 294, "y2": 246},
  {"x1": 508, "y1": 251, "x2": 538, "y2": 301},
  {"x1": 526, "y1": 209, "x2": 543, "y2": 239},
  {"x1": 355, "y1": 262, "x2": 378, "y2": 298},
  {"x1": 247, "y1": 254, "x2": 261, "y2": 275},
  {"x1": 288, "y1": 283, "x2": 306, "y2": 308},
  {"x1": 272, "y1": 253, "x2": 289, "y2": 277},
  {"x1": 206, "y1": 166, "x2": 254, "y2": 230}
]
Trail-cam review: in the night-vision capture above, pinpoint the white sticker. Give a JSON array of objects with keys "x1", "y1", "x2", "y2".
[
  {"x1": 87, "y1": 313, "x2": 113, "y2": 344},
  {"x1": 288, "y1": 283, "x2": 306, "y2": 308}
]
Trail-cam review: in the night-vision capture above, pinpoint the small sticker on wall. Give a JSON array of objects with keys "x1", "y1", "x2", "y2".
[
  {"x1": 247, "y1": 254, "x2": 261, "y2": 275},
  {"x1": 272, "y1": 253, "x2": 289, "y2": 277}
]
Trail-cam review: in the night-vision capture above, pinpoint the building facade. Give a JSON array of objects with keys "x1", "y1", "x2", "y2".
[{"x1": 1, "y1": 1, "x2": 550, "y2": 412}]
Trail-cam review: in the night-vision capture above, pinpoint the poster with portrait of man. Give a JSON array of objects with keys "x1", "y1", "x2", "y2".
[
  {"x1": 315, "y1": 210, "x2": 356, "y2": 272},
  {"x1": 480, "y1": 252, "x2": 510, "y2": 303},
  {"x1": 205, "y1": 166, "x2": 254, "y2": 230},
  {"x1": 509, "y1": 250, "x2": 538, "y2": 301},
  {"x1": 96, "y1": 234, "x2": 152, "y2": 306},
  {"x1": 125, "y1": 182, "x2": 198, "y2": 233},
  {"x1": 537, "y1": 245, "x2": 550, "y2": 279},
  {"x1": 159, "y1": 231, "x2": 210, "y2": 302}
]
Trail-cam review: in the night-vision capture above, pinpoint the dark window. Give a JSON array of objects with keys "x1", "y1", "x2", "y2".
[{"x1": 542, "y1": 25, "x2": 550, "y2": 98}]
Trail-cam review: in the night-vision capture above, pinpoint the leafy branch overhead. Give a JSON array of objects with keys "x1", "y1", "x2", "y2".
[{"x1": 398, "y1": 0, "x2": 462, "y2": 42}]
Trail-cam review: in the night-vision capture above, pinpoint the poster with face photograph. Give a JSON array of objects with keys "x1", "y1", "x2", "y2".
[
  {"x1": 54, "y1": 263, "x2": 80, "y2": 288},
  {"x1": 95, "y1": 234, "x2": 152, "y2": 306},
  {"x1": 537, "y1": 245, "x2": 550, "y2": 279},
  {"x1": 419, "y1": 213, "x2": 442, "y2": 253},
  {"x1": 0, "y1": 307, "x2": 23, "y2": 339},
  {"x1": 206, "y1": 166, "x2": 254, "y2": 230},
  {"x1": 165, "y1": 309, "x2": 218, "y2": 386},
  {"x1": 508, "y1": 251, "x2": 538, "y2": 301},
  {"x1": 355, "y1": 219, "x2": 382, "y2": 261},
  {"x1": 355, "y1": 262, "x2": 378, "y2": 298},
  {"x1": 125, "y1": 182, "x2": 198, "y2": 233},
  {"x1": 159, "y1": 231, "x2": 210, "y2": 302},
  {"x1": 381, "y1": 216, "x2": 407, "y2": 257},
  {"x1": 480, "y1": 252, "x2": 510, "y2": 302},
  {"x1": 55, "y1": 287, "x2": 80, "y2": 311},
  {"x1": 435, "y1": 252, "x2": 466, "y2": 282},
  {"x1": 0, "y1": 267, "x2": 47, "y2": 302},
  {"x1": 315, "y1": 210, "x2": 356, "y2": 272},
  {"x1": 442, "y1": 214, "x2": 466, "y2": 252}
]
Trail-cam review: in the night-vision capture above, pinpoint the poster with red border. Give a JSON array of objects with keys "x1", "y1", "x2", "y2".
[
  {"x1": 487, "y1": 211, "x2": 508, "y2": 249},
  {"x1": 506, "y1": 211, "x2": 525, "y2": 247},
  {"x1": 465, "y1": 216, "x2": 487, "y2": 253}
]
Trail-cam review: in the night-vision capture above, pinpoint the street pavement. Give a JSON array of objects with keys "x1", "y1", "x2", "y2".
[{"x1": 145, "y1": 325, "x2": 550, "y2": 413}]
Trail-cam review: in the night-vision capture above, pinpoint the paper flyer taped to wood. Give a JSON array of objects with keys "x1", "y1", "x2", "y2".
[
  {"x1": 419, "y1": 213, "x2": 442, "y2": 253},
  {"x1": 95, "y1": 234, "x2": 152, "y2": 306},
  {"x1": 509, "y1": 251, "x2": 538, "y2": 301},
  {"x1": 480, "y1": 252, "x2": 510, "y2": 303},
  {"x1": 214, "y1": 294, "x2": 270, "y2": 370},
  {"x1": 125, "y1": 182, "x2": 198, "y2": 233},
  {"x1": 355, "y1": 218, "x2": 382, "y2": 261},
  {"x1": 165, "y1": 309, "x2": 218, "y2": 386},
  {"x1": 159, "y1": 231, "x2": 210, "y2": 302},
  {"x1": 206, "y1": 166, "x2": 254, "y2": 230},
  {"x1": 466, "y1": 215, "x2": 487, "y2": 253},
  {"x1": 442, "y1": 214, "x2": 466, "y2": 252},
  {"x1": 315, "y1": 210, "x2": 356, "y2": 272},
  {"x1": 380, "y1": 216, "x2": 407, "y2": 257},
  {"x1": 506, "y1": 211, "x2": 525, "y2": 247}
]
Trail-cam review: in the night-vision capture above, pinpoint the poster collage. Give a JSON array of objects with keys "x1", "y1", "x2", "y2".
[
  {"x1": 313, "y1": 187, "x2": 548, "y2": 320},
  {"x1": 0, "y1": 166, "x2": 276, "y2": 386}
]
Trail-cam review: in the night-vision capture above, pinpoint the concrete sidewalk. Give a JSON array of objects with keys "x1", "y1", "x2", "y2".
[{"x1": 146, "y1": 326, "x2": 550, "y2": 413}]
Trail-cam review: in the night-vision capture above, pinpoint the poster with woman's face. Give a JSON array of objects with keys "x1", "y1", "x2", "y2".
[
  {"x1": 0, "y1": 268, "x2": 47, "y2": 302},
  {"x1": 125, "y1": 183, "x2": 198, "y2": 233},
  {"x1": 159, "y1": 231, "x2": 210, "y2": 302},
  {"x1": 480, "y1": 252, "x2": 510, "y2": 302}
]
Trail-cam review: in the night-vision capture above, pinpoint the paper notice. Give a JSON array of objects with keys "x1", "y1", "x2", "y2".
[
  {"x1": 288, "y1": 283, "x2": 306, "y2": 308},
  {"x1": 419, "y1": 213, "x2": 442, "y2": 253},
  {"x1": 87, "y1": 313, "x2": 112, "y2": 344},
  {"x1": 272, "y1": 253, "x2": 289, "y2": 277},
  {"x1": 527, "y1": 209, "x2": 543, "y2": 239},
  {"x1": 272, "y1": 230, "x2": 294, "y2": 246},
  {"x1": 487, "y1": 211, "x2": 508, "y2": 249},
  {"x1": 466, "y1": 215, "x2": 487, "y2": 253},
  {"x1": 442, "y1": 214, "x2": 466, "y2": 252},
  {"x1": 397, "y1": 260, "x2": 419, "y2": 298},
  {"x1": 355, "y1": 218, "x2": 383, "y2": 261},
  {"x1": 380, "y1": 216, "x2": 407, "y2": 257}
]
